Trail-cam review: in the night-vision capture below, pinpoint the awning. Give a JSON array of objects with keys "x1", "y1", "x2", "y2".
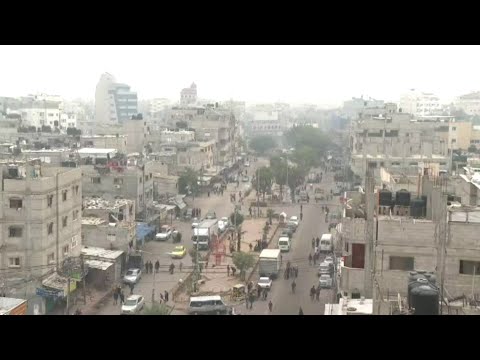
[
  {"x1": 85, "y1": 259, "x2": 114, "y2": 271},
  {"x1": 42, "y1": 273, "x2": 77, "y2": 297},
  {"x1": 136, "y1": 222, "x2": 156, "y2": 241}
]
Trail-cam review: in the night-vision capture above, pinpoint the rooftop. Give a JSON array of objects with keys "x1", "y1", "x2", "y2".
[
  {"x1": 82, "y1": 217, "x2": 107, "y2": 226},
  {"x1": 81, "y1": 246, "x2": 124, "y2": 260},
  {"x1": 83, "y1": 197, "x2": 133, "y2": 210},
  {"x1": 325, "y1": 297, "x2": 373, "y2": 315},
  {"x1": 0, "y1": 297, "x2": 26, "y2": 315}
]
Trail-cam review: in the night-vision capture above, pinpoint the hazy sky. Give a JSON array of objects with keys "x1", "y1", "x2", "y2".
[{"x1": 1, "y1": 45, "x2": 480, "y2": 107}]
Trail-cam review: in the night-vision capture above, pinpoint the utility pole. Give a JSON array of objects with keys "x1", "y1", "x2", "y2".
[
  {"x1": 363, "y1": 161, "x2": 375, "y2": 298},
  {"x1": 256, "y1": 169, "x2": 260, "y2": 217},
  {"x1": 65, "y1": 277, "x2": 71, "y2": 315},
  {"x1": 80, "y1": 254, "x2": 86, "y2": 304}
]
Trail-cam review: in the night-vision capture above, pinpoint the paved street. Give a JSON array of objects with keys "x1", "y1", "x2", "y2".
[
  {"x1": 91, "y1": 157, "x2": 268, "y2": 315},
  {"x1": 244, "y1": 171, "x2": 342, "y2": 315}
]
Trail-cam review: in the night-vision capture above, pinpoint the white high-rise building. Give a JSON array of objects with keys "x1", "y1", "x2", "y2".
[
  {"x1": 95, "y1": 73, "x2": 138, "y2": 125},
  {"x1": 399, "y1": 89, "x2": 441, "y2": 116}
]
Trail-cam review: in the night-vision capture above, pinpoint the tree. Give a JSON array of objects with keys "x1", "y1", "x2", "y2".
[
  {"x1": 249, "y1": 135, "x2": 276, "y2": 155},
  {"x1": 142, "y1": 302, "x2": 173, "y2": 315},
  {"x1": 270, "y1": 156, "x2": 287, "y2": 198},
  {"x1": 232, "y1": 251, "x2": 255, "y2": 281},
  {"x1": 287, "y1": 165, "x2": 307, "y2": 203},
  {"x1": 230, "y1": 211, "x2": 244, "y2": 228},
  {"x1": 252, "y1": 166, "x2": 273, "y2": 201},
  {"x1": 468, "y1": 145, "x2": 478, "y2": 154},
  {"x1": 178, "y1": 167, "x2": 199, "y2": 195}
]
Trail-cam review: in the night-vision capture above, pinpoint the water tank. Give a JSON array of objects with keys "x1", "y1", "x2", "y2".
[
  {"x1": 395, "y1": 189, "x2": 411, "y2": 206},
  {"x1": 379, "y1": 189, "x2": 393, "y2": 206},
  {"x1": 411, "y1": 284, "x2": 439, "y2": 315},
  {"x1": 408, "y1": 276, "x2": 428, "y2": 309},
  {"x1": 423, "y1": 272, "x2": 437, "y2": 285},
  {"x1": 410, "y1": 198, "x2": 425, "y2": 218}
]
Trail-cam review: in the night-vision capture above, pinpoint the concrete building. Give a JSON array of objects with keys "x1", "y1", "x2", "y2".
[
  {"x1": 342, "y1": 96, "x2": 385, "y2": 119},
  {"x1": 160, "y1": 129, "x2": 195, "y2": 143},
  {"x1": 399, "y1": 89, "x2": 441, "y2": 116},
  {"x1": 124, "y1": 114, "x2": 148, "y2": 154},
  {"x1": 180, "y1": 83, "x2": 197, "y2": 106},
  {"x1": 245, "y1": 111, "x2": 285, "y2": 138},
  {"x1": 81, "y1": 197, "x2": 136, "y2": 251},
  {"x1": 0, "y1": 163, "x2": 82, "y2": 299},
  {"x1": 80, "y1": 134, "x2": 127, "y2": 153},
  {"x1": 338, "y1": 171, "x2": 480, "y2": 313},
  {"x1": 149, "y1": 98, "x2": 171, "y2": 116},
  {"x1": 454, "y1": 91, "x2": 480, "y2": 116},
  {"x1": 95, "y1": 73, "x2": 138, "y2": 125},
  {"x1": 80, "y1": 156, "x2": 154, "y2": 223}
]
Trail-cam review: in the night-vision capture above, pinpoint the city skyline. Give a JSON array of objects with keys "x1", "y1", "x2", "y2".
[{"x1": 1, "y1": 45, "x2": 480, "y2": 106}]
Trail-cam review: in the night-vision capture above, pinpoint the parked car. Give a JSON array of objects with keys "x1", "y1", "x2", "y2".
[
  {"x1": 192, "y1": 218, "x2": 200, "y2": 229},
  {"x1": 123, "y1": 268, "x2": 142, "y2": 285},
  {"x1": 218, "y1": 217, "x2": 229, "y2": 232},
  {"x1": 318, "y1": 261, "x2": 334, "y2": 276},
  {"x1": 257, "y1": 277, "x2": 273, "y2": 289},
  {"x1": 319, "y1": 274, "x2": 333, "y2": 289},
  {"x1": 184, "y1": 208, "x2": 193, "y2": 220},
  {"x1": 156, "y1": 225, "x2": 172, "y2": 241},
  {"x1": 281, "y1": 229, "x2": 292, "y2": 239},
  {"x1": 121, "y1": 295, "x2": 145, "y2": 315},
  {"x1": 205, "y1": 210, "x2": 217, "y2": 220},
  {"x1": 170, "y1": 245, "x2": 187, "y2": 259},
  {"x1": 289, "y1": 216, "x2": 299, "y2": 227}
]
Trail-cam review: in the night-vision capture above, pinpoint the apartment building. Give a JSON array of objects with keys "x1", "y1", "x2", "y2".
[
  {"x1": 80, "y1": 155, "x2": 154, "y2": 223},
  {"x1": 0, "y1": 162, "x2": 82, "y2": 295},
  {"x1": 338, "y1": 171, "x2": 480, "y2": 313},
  {"x1": 342, "y1": 96, "x2": 385, "y2": 119},
  {"x1": 82, "y1": 197, "x2": 136, "y2": 251},
  {"x1": 180, "y1": 83, "x2": 197, "y2": 106},
  {"x1": 399, "y1": 89, "x2": 441, "y2": 116},
  {"x1": 244, "y1": 111, "x2": 286, "y2": 138},
  {"x1": 454, "y1": 91, "x2": 480, "y2": 116},
  {"x1": 124, "y1": 114, "x2": 148, "y2": 154},
  {"x1": 160, "y1": 129, "x2": 195, "y2": 143},
  {"x1": 80, "y1": 134, "x2": 128, "y2": 153}
]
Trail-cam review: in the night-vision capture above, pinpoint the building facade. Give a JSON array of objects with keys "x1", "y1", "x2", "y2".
[
  {"x1": 399, "y1": 89, "x2": 441, "y2": 116},
  {"x1": 180, "y1": 83, "x2": 197, "y2": 106}
]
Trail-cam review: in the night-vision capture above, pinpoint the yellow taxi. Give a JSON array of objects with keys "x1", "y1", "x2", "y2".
[{"x1": 170, "y1": 246, "x2": 187, "y2": 259}]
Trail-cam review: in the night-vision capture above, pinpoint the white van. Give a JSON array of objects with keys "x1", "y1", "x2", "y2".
[
  {"x1": 278, "y1": 236, "x2": 291, "y2": 252},
  {"x1": 188, "y1": 295, "x2": 228, "y2": 315},
  {"x1": 319, "y1": 233, "x2": 333, "y2": 253}
]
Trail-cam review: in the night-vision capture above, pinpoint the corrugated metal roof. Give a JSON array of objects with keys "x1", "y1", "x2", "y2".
[{"x1": 81, "y1": 247, "x2": 124, "y2": 259}]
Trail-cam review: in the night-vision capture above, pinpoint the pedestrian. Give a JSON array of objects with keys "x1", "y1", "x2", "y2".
[
  {"x1": 300, "y1": 212, "x2": 303, "y2": 221},
  {"x1": 249, "y1": 243, "x2": 253, "y2": 252},
  {"x1": 291, "y1": 280, "x2": 296, "y2": 294},
  {"x1": 113, "y1": 289, "x2": 119, "y2": 305},
  {"x1": 316, "y1": 237, "x2": 320, "y2": 247},
  {"x1": 248, "y1": 281, "x2": 253, "y2": 293},
  {"x1": 130, "y1": 282, "x2": 134, "y2": 295},
  {"x1": 310, "y1": 285, "x2": 316, "y2": 301},
  {"x1": 294, "y1": 266, "x2": 299, "y2": 278},
  {"x1": 313, "y1": 253, "x2": 317, "y2": 265},
  {"x1": 316, "y1": 285, "x2": 321, "y2": 301},
  {"x1": 298, "y1": 307, "x2": 304, "y2": 315},
  {"x1": 231, "y1": 266, "x2": 237, "y2": 277},
  {"x1": 248, "y1": 293, "x2": 255, "y2": 309},
  {"x1": 257, "y1": 285, "x2": 261, "y2": 298},
  {"x1": 164, "y1": 290, "x2": 169, "y2": 302},
  {"x1": 169, "y1": 263, "x2": 175, "y2": 274},
  {"x1": 155, "y1": 260, "x2": 160, "y2": 273},
  {"x1": 227, "y1": 264, "x2": 230, "y2": 276},
  {"x1": 179, "y1": 262, "x2": 183, "y2": 272},
  {"x1": 119, "y1": 291, "x2": 125, "y2": 305},
  {"x1": 300, "y1": 204, "x2": 303, "y2": 212},
  {"x1": 263, "y1": 289, "x2": 268, "y2": 300},
  {"x1": 268, "y1": 300, "x2": 273, "y2": 312},
  {"x1": 208, "y1": 191, "x2": 210, "y2": 197},
  {"x1": 311, "y1": 238, "x2": 315, "y2": 249},
  {"x1": 249, "y1": 207, "x2": 252, "y2": 217}
]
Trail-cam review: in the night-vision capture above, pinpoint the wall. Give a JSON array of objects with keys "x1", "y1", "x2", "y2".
[{"x1": 82, "y1": 224, "x2": 135, "y2": 251}]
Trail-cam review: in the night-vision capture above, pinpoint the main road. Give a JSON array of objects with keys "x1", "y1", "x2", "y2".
[{"x1": 246, "y1": 171, "x2": 341, "y2": 315}]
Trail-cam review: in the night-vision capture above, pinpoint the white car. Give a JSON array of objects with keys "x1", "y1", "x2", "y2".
[
  {"x1": 123, "y1": 268, "x2": 142, "y2": 285},
  {"x1": 319, "y1": 274, "x2": 333, "y2": 289},
  {"x1": 244, "y1": 161, "x2": 250, "y2": 167},
  {"x1": 156, "y1": 225, "x2": 172, "y2": 241},
  {"x1": 121, "y1": 295, "x2": 145, "y2": 315},
  {"x1": 257, "y1": 277, "x2": 273, "y2": 289},
  {"x1": 192, "y1": 218, "x2": 200, "y2": 229},
  {"x1": 218, "y1": 217, "x2": 230, "y2": 232},
  {"x1": 289, "y1": 216, "x2": 299, "y2": 227}
]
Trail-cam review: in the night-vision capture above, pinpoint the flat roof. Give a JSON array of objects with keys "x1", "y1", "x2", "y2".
[
  {"x1": 77, "y1": 148, "x2": 118, "y2": 157},
  {"x1": 83, "y1": 197, "x2": 133, "y2": 210},
  {"x1": 82, "y1": 217, "x2": 107, "y2": 226},
  {"x1": 85, "y1": 259, "x2": 114, "y2": 271},
  {"x1": 0, "y1": 297, "x2": 26, "y2": 315},
  {"x1": 189, "y1": 295, "x2": 222, "y2": 301},
  {"x1": 259, "y1": 249, "x2": 281, "y2": 258},
  {"x1": 81, "y1": 247, "x2": 124, "y2": 260}
]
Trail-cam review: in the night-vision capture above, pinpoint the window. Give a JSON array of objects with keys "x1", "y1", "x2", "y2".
[
  {"x1": 62, "y1": 216, "x2": 68, "y2": 228},
  {"x1": 452, "y1": 139, "x2": 457, "y2": 144},
  {"x1": 47, "y1": 253, "x2": 55, "y2": 264},
  {"x1": 71, "y1": 235, "x2": 79, "y2": 249},
  {"x1": 113, "y1": 178, "x2": 123, "y2": 185},
  {"x1": 47, "y1": 195, "x2": 53, "y2": 207},
  {"x1": 91, "y1": 177, "x2": 101, "y2": 184},
  {"x1": 9, "y1": 226, "x2": 22, "y2": 237},
  {"x1": 389, "y1": 256, "x2": 414, "y2": 271},
  {"x1": 48, "y1": 222, "x2": 54, "y2": 235},
  {"x1": 107, "y1": 233, "x2": 116, "y2": 243},
  {"x1": 459, "y1": 260, "x2": 480, "y2": 275},
  {"x1": 73, "y1": 210, "x2": 79, "y2": 221},
  {"x1": 63, "y1": 245, "x2": 69, "y2": 256},
  {"x1": 73, "y1": 185, "x2": 79, "y2": 195},
  {"x1": 9, "y1": 198, "x2": 23, "y2": 209},
  {"x1": 8, "y1": 257, "x2": 20, "y2": 268},
  {"x1": 62, "y1": 190, "x2": 67, "y2": 201},
  {"x1": 150, "y1": 173, "x2": 153, "y2": 179}
]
